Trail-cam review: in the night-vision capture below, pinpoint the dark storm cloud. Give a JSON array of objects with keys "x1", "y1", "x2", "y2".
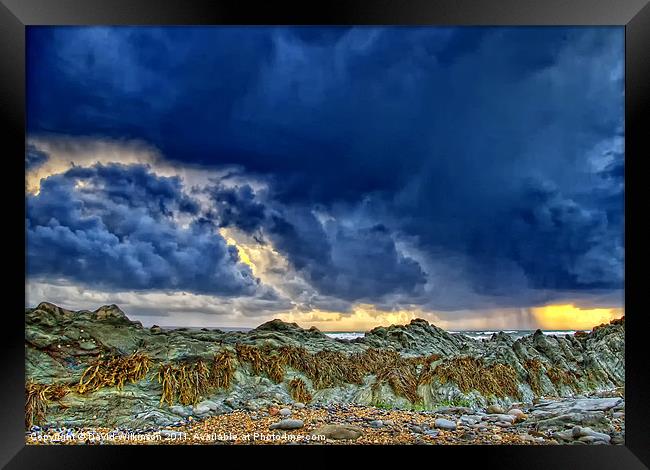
[
  {"x1": 267, "y1": 211, "x2": 427, "y2": 301},
  {"x1": 207, "y1": 183, "x2": 427, "y2": 301},
  {"x1": 208, "y1": 184, "x2": 267, "y2": 234},
  {"x1": 26, "y1": 26, "x2": 624, "y2": 308},
  {"x1": 479, "y1": 177, "x2": 623, "y2": 289},
  {"x1": 26, "y1": 144, "x2": 48, "y2": 170},
  {"x1": 26, "y1": 164, "x2": 261, "y2": 296}
]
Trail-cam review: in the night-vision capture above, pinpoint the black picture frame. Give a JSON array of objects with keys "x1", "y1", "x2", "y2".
[{"x1": 2, "y1": 0, "x2": 648, "y2": 467}]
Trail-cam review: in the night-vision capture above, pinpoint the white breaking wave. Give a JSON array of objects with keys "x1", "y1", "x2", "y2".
[
  {"x1": 325, "y1": 332, "x2": 365, "y2": 340},
  {"x1": 542, "y1": 330, "x2": 587, "y2": 336},
  {"x1": 325, "y1": 329, "x2": 590, "y2": 342}
]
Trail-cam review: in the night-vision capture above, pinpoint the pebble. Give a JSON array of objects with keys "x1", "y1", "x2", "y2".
[
  {"x1": 170, "y1": 405, "x2": 191, "y2": 417},
  {"x1": 571, "y1": 426, "x2": 611, "y2": 443},
  {"x1": 434, "y1": 418, "x2": 457, "y2": 430},
  {"x1": 488, "y1": 414, "x2": 516, "y2": 424},
  {"x1": 369, "y1": 420, "x2": 383, "y2": 428},
  {"x1": 294, "y1": 402, "x2": 306, "y2": 409},
  {"x1": 460, "y1": 415, "x2": 478, "y2": 425},
  {"x1": 487, "y1": 405, "x2": 505, "y2": 414},
  {"x1": 508, "y1": 408, "x2": 527, "y2": 421},
  {"x1": 279, "y1": 408, "x2": 292, "y2": 417},
  {"x1": 199, "y1": 400, "x2": 219, "y2": 412},
  {"x1": 193, "y1": 404, "x2": 211, "y2": 415},
  {"x1": 269, "y1": 419, "x2": 304, "y2": 430},
  {"x1": 311, "y1": 424, "x2": 363, "y2": 440}
]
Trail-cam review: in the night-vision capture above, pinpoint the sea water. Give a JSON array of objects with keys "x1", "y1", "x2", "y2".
[{"x1": 324, "y1": 330, "x2": 588, "y2": 341}]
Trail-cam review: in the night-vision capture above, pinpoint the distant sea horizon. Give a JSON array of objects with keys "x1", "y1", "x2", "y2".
[{"x1": 158, "y1": 325, "x2": 590, "y2": 341}]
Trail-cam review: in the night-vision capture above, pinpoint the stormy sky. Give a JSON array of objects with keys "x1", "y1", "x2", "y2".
[{"x1": 25, "y1": 27, "x2": 624, "y2": 330}]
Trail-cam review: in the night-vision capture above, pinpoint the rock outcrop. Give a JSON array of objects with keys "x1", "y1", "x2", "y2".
[{"x1": 25, "y1": 303, "x2": 624, "y2": 430}]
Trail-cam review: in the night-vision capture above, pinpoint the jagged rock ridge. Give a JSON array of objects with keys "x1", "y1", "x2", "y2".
[{"x1": 25, "y1": 303, "x2": 624, "y2": 429}]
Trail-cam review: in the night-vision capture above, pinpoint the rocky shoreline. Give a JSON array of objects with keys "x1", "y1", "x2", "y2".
[
  {"x1": 25, "y1": 302, "x2": 625, "y2": 445},
  {"x1": 27, "y1": 395, "x2": 625, "y2": 445}
]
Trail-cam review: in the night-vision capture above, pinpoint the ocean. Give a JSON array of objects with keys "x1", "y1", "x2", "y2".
[
  {"x1": 325, "y1": 329, "x2": 588, "y2": 341},
  {"x1": 159, "y1": 326, "x2": 587, "y2": 342}
]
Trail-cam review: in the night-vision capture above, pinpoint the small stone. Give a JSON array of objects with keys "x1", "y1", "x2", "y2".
[
  {"x1": 198, "y1": 400, "x2": 219, "y2": 411},
  {"x1": 169, "y1": 405, "x2": 191, "y2": 417},
  {"x1": 193, "y1": 404, "x2": 210, "y2": 415},
  {"x1": 269, "y1": 419, "x2": 304, "y2": 430},
  {"x1": 574, "y1": 426, "x2": 611, "y2": 443},
  {"x1": 508, "y1": 408, "x2": 527, "y2": 422},
  {"x1": 311, "y1": 424, "x2": 363, "y2": 440},
  {"x1": 294, "y1": 402, "x2": 306, "y2": 409},
  {"x1": 410, "y1": 425, "x2": 423, "y2": 434},
  {"x1": 434, "y1": 418, "x2": 457, "y2": 430},
  {"x1": 551, "y1": 430, "x2": 574, "y2": 442},
  {"x1": 490, "y1": 414, "x2": 516, "y2": 424},
  {"x1": 611, "y1": 435, "x2": 625, "y2": 445},
  {"x1": 487, "y1": 405, "x2": 505, "y2": 414},
  {"x1": 460, "y1": 415, "x2": 478, "y2": 425},
  {"x1": 279, "y1": 408, "x2": 292, "y2": 417},
  {"x1": 369, "y1": 420, "x2": 383, "y2": 428},
  {"x1": 383, "y1": 419, "x2": 394, "y2": 426}
]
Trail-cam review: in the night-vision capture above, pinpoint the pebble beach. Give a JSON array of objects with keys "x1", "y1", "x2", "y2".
[{"x1": 26, "y1": 396, "x2": 624, "y2": 446}]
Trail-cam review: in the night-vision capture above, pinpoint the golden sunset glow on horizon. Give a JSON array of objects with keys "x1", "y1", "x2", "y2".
[
  {"x1": 275, "y1": 303, "x2": 624, "y2": 332},
  {"x1": 278, "y1": 304, "x2": 419, "y2": 332},
  {"x1": 530, "y1": 304, "x2": 623, "y2": 330}
]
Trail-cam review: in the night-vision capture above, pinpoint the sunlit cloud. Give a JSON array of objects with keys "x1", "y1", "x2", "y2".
[{"x1": 25, "y1": 135, "x2": 256, "y2": 195}]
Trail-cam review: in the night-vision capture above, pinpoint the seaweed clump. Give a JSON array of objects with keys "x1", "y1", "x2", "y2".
[
  {"x1": 235, "y1": 344, "x2": 286, "y2": 383},
  {"x1": 430, "y1": 356, "x2": 520, "y2": 398},
  {"x1": 25, "y1": 382, "x2": 70, "y2": 428},
  {"x1": 288, "y1": 377, "x2": 312, "y2": 403},
  {"x1": 546, "y1": 366, "x2": 579, "y2": 392},
  {"x1": 366, "y1": 350, "x2": 423, "y2": 404},
  {"x1": 157, "y1": 350, "x2": 237, "y2": 406},
  {"x1": 157, "y1": 359, "x2": 212, "y2": 406},
  {"x1": 210, "y1": 350, "x2": 235, "y2": 390},
  {"x1": 524, "y1": 359, "x2": 544, "y2": 395},
  {"x1": 77, "y1": 353, "x2": 151, "y2": 394}
]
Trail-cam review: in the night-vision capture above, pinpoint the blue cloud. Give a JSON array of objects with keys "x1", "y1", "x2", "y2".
[
  {"x1": 26, "y1": 144, "x2": 48, "y2": 170},
  {"x1": 207, "y1": 183, "x2": 427, "y2": 301},
  {"x1": 27, "y1": 164, "x2": 260, "y2": 296}
]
